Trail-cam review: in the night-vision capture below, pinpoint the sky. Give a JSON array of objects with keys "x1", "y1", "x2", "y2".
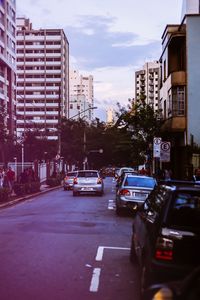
[{"x1": 16, "y1": 0, "x2": 183, "y2": 121}]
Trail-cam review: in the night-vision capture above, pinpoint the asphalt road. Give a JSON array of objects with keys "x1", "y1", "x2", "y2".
[{"x1": 0, "y1": 177, "x2": 140, "y2": 300}]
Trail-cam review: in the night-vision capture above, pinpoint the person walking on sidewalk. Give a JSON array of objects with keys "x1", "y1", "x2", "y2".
[
  {"x1": 0, "y1": 168, "x2": 5, "y2": 188},
  {"x1": 6, "y1": 166, "x2": 15, "y2": 194}
]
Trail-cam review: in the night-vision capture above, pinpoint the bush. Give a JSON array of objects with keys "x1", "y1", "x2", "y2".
[
  {"x1": 0, "y1": 188, "x2": 11, "y2": 203},
  {"x1": 46, "y1": 177, "x2": 61, "y2": 187},
  {"x1": 30, "y1": 181, "x2": 41, "y2": 193},
  {"x1": 13, "y1": 183, "x2": 26, "y2": 196},
  {"x1": 14, "y1": 181, "x2": 41, "y2": 196}
]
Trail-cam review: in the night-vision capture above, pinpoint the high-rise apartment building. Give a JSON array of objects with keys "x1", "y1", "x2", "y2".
[
  {"x1": 135, "y1": 61, "x2": 160, "y2": 112},
  {"x1": 0, "y1": 0, "x2": 16, "y2": 136},
  {"x1": 16, "y1": 18, "x2": 69, "y2": 140},
  {"x1": 106, "y1": 108, "x2": 115, "y2": 125},
  {"x1": 69, "y1": 69, "x2": 94, "y2": 121}
]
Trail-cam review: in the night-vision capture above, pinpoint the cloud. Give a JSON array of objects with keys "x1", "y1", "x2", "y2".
[{"x1": 65, "y1": 15, "x2": 161, "y2": 70}]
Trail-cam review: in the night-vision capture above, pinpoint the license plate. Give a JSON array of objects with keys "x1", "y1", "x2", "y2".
[
  {"x1": 81, "y1": 187, "x2": 93, "y2": 191},
  {"x1": 134, "y1": 192, "x2": 146, "y2": 198}
]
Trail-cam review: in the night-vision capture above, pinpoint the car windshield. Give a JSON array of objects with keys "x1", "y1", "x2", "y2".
[
  {"x1": 78, "y1": 172, "x2": 98, "y2": 178},
  {"x1": 168, "y1": 191, "x2": 200, "y2": 228},
  {"x1": 124, "y1": 177, "x2": 155, "y2": 188}
]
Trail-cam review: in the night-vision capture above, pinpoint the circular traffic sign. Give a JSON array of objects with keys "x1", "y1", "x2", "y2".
[
  {"x1": 154, "y1": 137, "x2": 161, "y2": 145},
  {"x1": 161, "y1": 142, "x2": 170, "y2": 151}
]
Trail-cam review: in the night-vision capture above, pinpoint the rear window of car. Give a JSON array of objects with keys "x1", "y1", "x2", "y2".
[
  {"x1": 78, "y1": 171, "x2": 98, "y2": 178},
  {"x1": 124, "y1": 177, "x2": 156, "y2": 188},
  {"x1": 167, "y1": 191, "x2": 200, "y2": 228},
  {"x1": 67, "y1": 172, "x2": 76, "y2": 177}
]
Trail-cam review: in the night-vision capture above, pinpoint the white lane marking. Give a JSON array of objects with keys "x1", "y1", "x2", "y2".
[
  {"x1": 95, "y1": 246, "x2": 130, "y2": 261},
  {"x1": 89, "y1": 268, "x2": 101, "y2": 292},
  {"x1": 108, "y1": 199, "x2": 115, "y2": 210}
]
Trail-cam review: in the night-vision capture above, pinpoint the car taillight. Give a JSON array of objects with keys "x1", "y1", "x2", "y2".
[
  {"x1": 154, "y1": 237, "x2": 174, "y2": 261},
  {"x1": 97, "y1": 178, "x2": 102, "y2": 184},
  {"x1": 119, "y1": 189, "x2": 131, "y2": 196},
  {"x1": 73, "y1": 177, "x2": 78, "y2": 184}
]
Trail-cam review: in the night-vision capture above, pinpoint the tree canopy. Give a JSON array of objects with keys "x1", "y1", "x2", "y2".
[{"x1": 60, "y1": 100, "x2": 162, "y2": 169}]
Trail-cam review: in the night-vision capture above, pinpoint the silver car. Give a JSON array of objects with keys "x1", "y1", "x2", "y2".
[
  {"x1": 73, "y1": 170, "x2": 104, "y2": 196},
  {"x1": 116, "y1": 174, "x2": 156, "y2": 214},
  {"x1": 63, "y1": 171, "x2": 77, "y2": 190}
]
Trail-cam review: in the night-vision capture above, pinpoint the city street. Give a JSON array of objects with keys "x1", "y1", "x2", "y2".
[{"x1": 0, "y1": 177, "x2": 140, "y2": 300}]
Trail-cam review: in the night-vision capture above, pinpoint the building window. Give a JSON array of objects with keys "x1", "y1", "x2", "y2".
[{"x1": 172, "y1": 86, "x2": 185, "y2": 116}]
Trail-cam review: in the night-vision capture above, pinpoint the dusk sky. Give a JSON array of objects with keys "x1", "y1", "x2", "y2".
[{"x1": 17, "y1": 0, "x2": 183, "y2": 120}]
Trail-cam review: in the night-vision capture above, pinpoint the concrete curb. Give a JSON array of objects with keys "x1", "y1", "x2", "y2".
[{"x1": 0, "y1": 185, "x2": 62, "y2": 209}]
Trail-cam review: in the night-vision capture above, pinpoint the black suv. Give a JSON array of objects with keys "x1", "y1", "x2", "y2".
[{"x1": 130, "y1": 181, "x2": 200, "y2": 292}]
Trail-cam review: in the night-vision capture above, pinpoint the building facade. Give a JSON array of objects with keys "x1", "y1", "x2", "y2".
[
  {"x1": 106, "y1": 108, "x2": 115, "y2": 125},
  {"x1": 16, "y1": 18, "x2": 69, "y2": 140},
  {"x1": 0, "y1": 0, "x2": 16, "y2": 137},
  {"x1": 135, "y1": 61, "x2": 160, "y2": 112},
  {"x1": 69, "y1": 69, "x2": 94, "y2": 121},
  {"x1": 159, "y1": 2, "x2": 200, "y2": 179}
]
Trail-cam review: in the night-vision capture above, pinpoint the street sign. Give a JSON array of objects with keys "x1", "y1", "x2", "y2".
[
  {"x1": 153, "y1": 137, "x2": 162, "y2": 158},
  {"x1": 160, "y1": 141, "x2": 171, "y2": 162}
]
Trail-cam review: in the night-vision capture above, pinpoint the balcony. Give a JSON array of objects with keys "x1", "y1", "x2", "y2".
[
  {"x1": 161, "y1": 116, "x2": 186, "y2": 132},
  {"x1": 170, "y1": 71, "x2": 186, "y2": 85}
]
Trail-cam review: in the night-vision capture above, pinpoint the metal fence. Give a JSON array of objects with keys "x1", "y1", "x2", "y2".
[{"x1": 0, "y1": 161, "x2": 64, "y2": 184}]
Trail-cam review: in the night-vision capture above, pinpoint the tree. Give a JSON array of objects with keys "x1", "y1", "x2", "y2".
[
  {"x1": 115, "y1": 98, "x2": 163, "y2": 166},
  {"x1": 0, "y1": 102, "x2": 14, "y2": 164}
]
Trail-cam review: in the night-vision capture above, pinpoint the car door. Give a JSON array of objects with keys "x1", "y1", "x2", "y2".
[{"x1": 133, "y1": 186, "x2": 167, "y2": 267}]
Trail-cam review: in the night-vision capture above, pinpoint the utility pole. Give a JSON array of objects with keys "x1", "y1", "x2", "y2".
[
  {"x1": 83, "y1": 127, "x2": 87, "y2": 170},
  {"x1": 58, "y1": 84, "x2": 61, "y2": 156}
]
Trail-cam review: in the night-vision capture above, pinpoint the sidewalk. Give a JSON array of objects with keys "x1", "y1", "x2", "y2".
[{"x1": 0, "y1": 184, "x2": 62, "y2": 209}]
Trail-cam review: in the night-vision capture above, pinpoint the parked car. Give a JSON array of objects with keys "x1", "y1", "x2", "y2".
[
  {"x1": 73, "y1": 170, "x2": 104, "y2": 196},
  {"x1": 143, "y1": 265, "x2": 200, "y2": 300},
  {"x1": 116, "y1": 170, "x2": 138, "y2": 191},
  {"x1": 115, "y1": 174, "x2": 156, "y2": 215},
  {"x1": 115, "y1": 167, "x2": 135, "y2": 180},
  {"x1": 130, "y1": 181, "x2": 200, "y2": 295},
  {"x1": 63, "y1": 171, "x2": 77, "y2": 190}
]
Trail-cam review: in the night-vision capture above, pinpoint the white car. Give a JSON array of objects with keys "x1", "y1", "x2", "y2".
[
  {"x1": 73, "y1": 170, "x2": 104, "y2": 196},
  {"x1": 63, "y1": 171, "x2": 77, "y2": 190},
  {"x1": 116, "y1": 174, "x2": 156, "y2": 214},
  {"x1": 115, "y1": 167, "x2": 135, "y2": 180}
]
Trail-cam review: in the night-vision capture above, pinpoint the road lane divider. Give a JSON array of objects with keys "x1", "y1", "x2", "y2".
[
  {"x1": 95, "y1": 246, "x2": 130, "y2": 261},
  {"x1": 108, "y1": 199, "x2": 115, "y2": 210},
  {"x1": 89, "y1": 268, "x2": 101, "y2": 292}
]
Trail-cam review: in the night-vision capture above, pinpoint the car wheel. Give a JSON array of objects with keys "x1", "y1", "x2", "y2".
[
  {"x1": 97, "y1": 191, "x2": 103, "y2": 196},
  {"x1": 73, "y1": 191, "x2": 78, "y2": 196}
]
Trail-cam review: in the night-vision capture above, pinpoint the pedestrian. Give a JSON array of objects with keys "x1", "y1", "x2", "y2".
[
  {"x1": 139, "y1": 167, "x2": 147, "y2": 175},
  {"x1": 6, "y1": 166, "x2": 15, "y2": 193},
  {"x1": 19, "y1": 169, "x2": 29, "y2": 184},
  {"x1": 0, "y1": 168, "x2": 5, "y2": 188},
  {"x1": 194, "y1": 168, "x2": 200, "y2": 181},
  {"x1": 164, "y1": 169, "x2": 172, "y2": 181}
]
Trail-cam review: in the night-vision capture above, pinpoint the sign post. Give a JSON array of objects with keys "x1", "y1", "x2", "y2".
[
  {"x1": 153, "y1": 137, "x2": 162, "y2": 158},
  {"x1": 153, "y1": 138, "x2": 162, "y2": 176},
  {"x1": 160, "y1": 141, "x2": 171, "y2": 162}
]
